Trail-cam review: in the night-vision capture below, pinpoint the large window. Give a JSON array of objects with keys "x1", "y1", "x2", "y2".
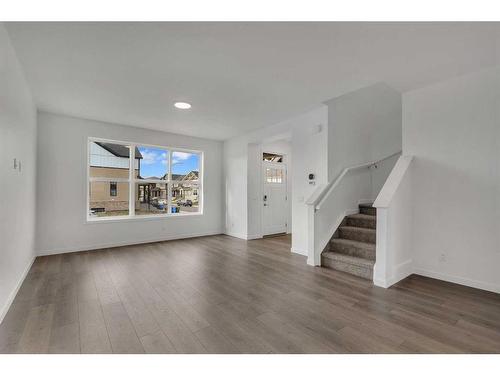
[{"x1": 88, "y1": 138, "x2": 202, "y2": 220}]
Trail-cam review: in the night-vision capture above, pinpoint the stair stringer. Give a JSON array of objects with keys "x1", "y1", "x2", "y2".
[{"x1": 319, "y1": 209, "x2": 357, "y2": 257}]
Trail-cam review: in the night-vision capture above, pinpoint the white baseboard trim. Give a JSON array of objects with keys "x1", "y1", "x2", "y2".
[
  {"x1": 291, "y1": 246, "x2": 307, "y2": 256},
  {"x1": 224, "y1": 231, "x2": 264, "y2": 240},
  {"x1": 224, "y1": 231, "x2": 248, "y2": 240},
  {"x1": 0, "y1": 256, "x2": 36, "y2": 325},
  {"x1": 373, "y1": 277, "x2": 388, "y2": 288},
  {"x1": 386, "y1": 259, "x2": 413, "y2": 287},
  {"x1": 374, "y1": 259, "x2": 413, "y2": 288},
  {"x1": 38, "y1": 230, "x2": 223, "y2": 256},
  {"x1": 413, "y1": 267, "x2": 500, "y2": 294},
  {"x1": 307, "y1": 257, "x2": 317, "y2": 266},
  {"x1": 246, "y1": 234, "x2": 263, "y2": 240}
]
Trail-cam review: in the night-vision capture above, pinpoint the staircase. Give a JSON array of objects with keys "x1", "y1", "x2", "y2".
[{"x1": 321, "y1": 203, "x2": 376, "y2": 280}]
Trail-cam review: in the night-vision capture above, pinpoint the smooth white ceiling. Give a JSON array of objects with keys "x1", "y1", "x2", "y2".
[{"x1": 6, "y1": 22, "x2": 500, "y2": 140}]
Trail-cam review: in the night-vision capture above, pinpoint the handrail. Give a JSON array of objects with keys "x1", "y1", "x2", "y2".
[{"x1": 306, "y1": 151, "x2": 401, "y2": 210}]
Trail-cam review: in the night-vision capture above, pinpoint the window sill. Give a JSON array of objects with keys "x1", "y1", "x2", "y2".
[{"x1": 85, "y1": 212, "x2": 203, "y2": 224}]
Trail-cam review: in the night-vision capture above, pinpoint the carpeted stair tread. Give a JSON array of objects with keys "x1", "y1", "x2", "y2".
[
  {"x1": 346, "y1": 213, "x2": 376, "y2": 229},
  {"x1": 321, "y1": 252, "x2": 375, "y2": 279},
  {"x1": 358, "y1": 203, "x2": 376, "y2": 216},
  {"x1": 331, "y1": 237, "x2": 375, "y2": 249},
  {"x1": 347, "y1": 213, "x2": 376, "y2": 220},
  {"x1": 330, "y1": 238, "x2": 376, "y2": 260},
  {"x1": 340, "y1": 226, "x2": 376, "y2": 234},
  {"x1": 338, "y1": 226, "x2": 376, "y2": 244},
  {"x1": 322, "y1": 252, "x2": 375, "y2": 267}
]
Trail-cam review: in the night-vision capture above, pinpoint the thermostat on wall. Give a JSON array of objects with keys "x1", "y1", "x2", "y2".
[{"x1": 308, "y1": 173, "x2": 315, "y2": 185}]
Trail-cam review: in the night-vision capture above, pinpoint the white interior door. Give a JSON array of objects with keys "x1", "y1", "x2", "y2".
[{"x1": 262, "y1": 163, "x2": 287, "y2": 236}]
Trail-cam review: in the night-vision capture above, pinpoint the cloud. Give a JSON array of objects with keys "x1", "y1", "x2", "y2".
[
  {"x1": 172, "y1": 151, "x2": 192, "y2": 165},
  {"x1": 140, "y1": 149, "x2": 169, "y2": 165},
  {"x1": 139, "y1": 148, "x2": 197, "y2": 170},
  {"x1": 173, "y1": 152, "x2": 191, "y2": 160},
  {"x1": 140, "y1": 150, "x2": 159, "y2": 165}
]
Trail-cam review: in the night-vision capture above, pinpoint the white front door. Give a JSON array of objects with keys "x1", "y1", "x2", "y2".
[{"x1": 262, "y1": 163, "x2": 287, "y2": 236}]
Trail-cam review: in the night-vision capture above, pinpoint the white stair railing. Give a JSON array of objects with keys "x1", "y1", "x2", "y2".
[{"x1": 305, "y1": 151, "x2": 401, "y2": 266}]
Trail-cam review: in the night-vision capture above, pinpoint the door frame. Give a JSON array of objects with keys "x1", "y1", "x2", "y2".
[{"x1": 261, "y1": 152, "x2": 288, "y2": 236}]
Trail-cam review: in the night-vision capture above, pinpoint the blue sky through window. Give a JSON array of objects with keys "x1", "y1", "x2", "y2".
[
  {"x1": 172, "y1": 151, "x2": 200, "y2": 176},
  {"x1": 138, "y1": 146, "x2": 167, "y2": 179},
  {"x1": 138, "y1": 146, "x2": 199, "y2": 179}
]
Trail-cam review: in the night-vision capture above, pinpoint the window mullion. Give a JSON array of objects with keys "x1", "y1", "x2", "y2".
[
  {"x1": 167, "y1": 150, "x2": 173, "y2": 214},
  {"x1": 89, "y1": 177, "x2": 129, "y2": 183},
  {"x1": 129, "y1": 143, "x2": 135, "y2": 217}
]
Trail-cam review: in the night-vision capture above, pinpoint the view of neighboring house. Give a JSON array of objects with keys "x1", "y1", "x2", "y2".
[
  {"x1": 172, "y1": 171, "x2": 199, "y2": 203},
  {"x1": 89, "y1": 141, "x2": 199, "y2": 215},
  {"x1": 89, "y1": 142, "x2": 142, "y2": 214}
]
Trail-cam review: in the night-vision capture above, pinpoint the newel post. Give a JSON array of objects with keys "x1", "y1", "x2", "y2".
[{"x1": 307, "y1": 204, "x2": 320, "y2": 266}]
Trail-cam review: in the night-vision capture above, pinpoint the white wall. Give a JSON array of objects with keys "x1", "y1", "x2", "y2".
[
  {"x1": 36, "y1": 111, "x2": 223, "y2": 255},
  {"x1": 403, "y1": 67, "x2": 500, "y2": 293},
  {"x1": 246, "y1": 142, "x2": 262, "y2": 239},
  {"x1": 326, "y1": 83, "x2": 402, "y2": 180},
  {"x1": 223, "y1": 106, "x2": 328, "y2": 254},
  {"x1": 0, "y1": 25, "x2": 37, "y2": 322},
  {"x1": 223, "y1": 136, "x2": 250, "y2": 239},
  {"x1": 289, "y1": 109, "x2": 328, "y2": 254},
  {"x1": 370, "y1": 153, "x2": 400, "y2": 200}
]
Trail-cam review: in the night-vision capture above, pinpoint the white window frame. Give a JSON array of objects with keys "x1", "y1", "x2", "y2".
[{"x1": 86, "y1": 137, "x2": 204, "y2": 222}]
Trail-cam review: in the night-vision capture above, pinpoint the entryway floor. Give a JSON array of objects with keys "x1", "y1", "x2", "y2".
[{"x1": 1, "y1": 234, "x2": 499, "y2": 353}]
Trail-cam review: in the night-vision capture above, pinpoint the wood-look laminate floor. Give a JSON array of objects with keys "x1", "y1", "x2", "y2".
[{"x1": 1, "y1": 234, "x2": 500, "y2": 354}]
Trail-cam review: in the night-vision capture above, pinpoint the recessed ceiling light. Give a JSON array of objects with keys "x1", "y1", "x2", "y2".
[{"x1": 174, "y1": 102, "x2": 191, "y2": 109}]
